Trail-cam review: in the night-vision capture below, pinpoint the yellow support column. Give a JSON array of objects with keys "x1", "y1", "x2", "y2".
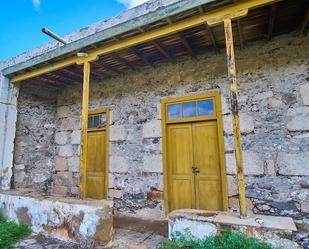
[
  {"x1": 80, "y1": 61, "x2": 91, "y2": 199},
  {"x1": 223, "y1": 18, "x2": 247, "y2": 218}
]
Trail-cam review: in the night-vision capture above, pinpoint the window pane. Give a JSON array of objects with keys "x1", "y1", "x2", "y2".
[
  {"x1": 168, "y1": 104, "x2": 181, "y2": 119},
  {"x1": 88, "y1": 117, "x2": 93, "y2": 128},
  {"x1": 100, "y1": 114, "x2": 107, "y2": 127},
  {"x1": 93, "y1": 116, "x2": 100, "y2": 128},
  {"x1": 183, "y1": 101, "x2": 197, "y2": 118},
  {"x1": 198, "y1": 99, "x2": 214, "y2": 116}
]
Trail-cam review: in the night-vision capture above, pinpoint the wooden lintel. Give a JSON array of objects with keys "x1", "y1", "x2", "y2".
[
  {"x1": 224, "y1": 18, "x2": 247, "y2": 218},
  {"x1": 80, "y1": 61, "x2": 90, "y2": 199},
  {"x1": 267, "y1": 3, "x2": 277, "y2": 40},
  {"x1": 300, "y1": 4, "x2": 309, "y2": 34}
]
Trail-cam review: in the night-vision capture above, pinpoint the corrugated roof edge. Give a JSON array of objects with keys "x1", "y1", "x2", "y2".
[{"x1": 2, "y1": 0, "x2": 215, "y2": 76}]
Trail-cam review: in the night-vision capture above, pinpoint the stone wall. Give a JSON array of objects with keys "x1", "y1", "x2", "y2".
[
  {"x1": 12, "y1": 33, "x2": 309, "y2": 245},
  {"x1": 13, "y1": 85, "x2": 58, "y2": 194}
]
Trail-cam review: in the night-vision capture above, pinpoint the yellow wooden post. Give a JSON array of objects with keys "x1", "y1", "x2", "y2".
[
  {"x1": 80, "y1": 61, "x2": 91, "y2": 198},
  {"x1": 223, "y1": 18, "x2": 247, "y2": 218}
]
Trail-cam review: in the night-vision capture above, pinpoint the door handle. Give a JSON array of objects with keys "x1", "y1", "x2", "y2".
[{"x1": 192, "y1": 166, "x2": 200, "y2": 174}]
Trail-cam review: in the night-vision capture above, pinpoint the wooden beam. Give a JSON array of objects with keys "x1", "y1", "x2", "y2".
[
  {"x1": 111, "y1": 53, "x2": 134, "y2": 70},
  {"x1": 151, "y1": 41, "x2": 173, "y2": 62},
  {"x1": 300, "y1": 4, "x2": 309, "y2": 34},
  {"x1": 178, "y1": 33, "x2": 195, "y2": 56},
  {"x1": 11, "y1": 0, "x2": 279, "y2": 83},
  {"x1": 267, "y1": 3, "x2": 277, "y2": 40},
  {"x1": 130, "y1": 47, "x2": 153, "y2": 67},
  {"x1": 97, "y1": 60, "x2": 121, "y2": 75},
  {"x1": 224, "y1": 18, "x2": 247, "y2": 218},
  {"x1": 80, "y1": 61, "x2": 91, "y2": 199},
  {"x1": 198, "y1": 6, "x2": 219, "y2": 51}
]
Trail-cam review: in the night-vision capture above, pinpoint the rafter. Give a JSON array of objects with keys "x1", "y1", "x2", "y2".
[
  {"x1": 267, "y1": 3, "x2": 277, "y2": 40},
  {"x1": 114, "y1": 36, "x2": 153, "y2": 67},
  {"x1": 198, "y1": 6, "x2": 219, "y2": 51},
  {"x1": 300, "y1": 4, "x2": 309, "y2": 34},
  {"x1": 236, "y1": 20, "x2": 245, "y2": 48},
  {"x1": 111, "y1": 53, "x2": 134, "y2": 70}
]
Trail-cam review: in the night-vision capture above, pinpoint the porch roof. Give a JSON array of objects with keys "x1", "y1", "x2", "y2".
[{"x1": 2, "y1": 0, "x2": 309, "y2": 91}]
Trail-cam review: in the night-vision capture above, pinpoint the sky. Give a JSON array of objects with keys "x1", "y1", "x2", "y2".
[{"x1": 0, "y1": 0, "x2": 149, "y2": 61}]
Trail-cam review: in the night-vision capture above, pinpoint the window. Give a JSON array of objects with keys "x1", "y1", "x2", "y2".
[
  {"x1": 88, "y1": 113, "x2": 107, "y2": 129},
  {"x1": 167, "y1": 99, "x2": 214, "y2": 120}
]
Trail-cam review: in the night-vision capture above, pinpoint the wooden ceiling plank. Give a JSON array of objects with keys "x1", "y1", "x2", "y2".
[
  {"x1": 112, "y1": 53, "x2": 135, "y2": 70},
  {"x1": 267, "y1": 3, "x2": 277, "y2": 40},
  {"x1": 113, "y1": 36, "x2": 153, "y2": 67}
]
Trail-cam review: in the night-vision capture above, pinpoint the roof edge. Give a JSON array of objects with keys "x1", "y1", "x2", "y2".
[{"x1": 2, "y1": 0, "x2": 215, "y2": 77}]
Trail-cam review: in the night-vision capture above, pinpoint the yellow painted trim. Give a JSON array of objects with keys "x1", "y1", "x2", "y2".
[
  {"x1": 11, "y1": 0, "x2": 279, "y2": 83},
  {"x1": 80, "y1": 61, "x2": 90, "y2": 199},
  {"x1": 161, "y1": 91, "x2": 227, "y2": 215}
]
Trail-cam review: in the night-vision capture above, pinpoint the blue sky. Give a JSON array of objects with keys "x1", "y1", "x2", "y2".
[{"x1": 0, "y1": 0, "x2": 148, "y2": 61}]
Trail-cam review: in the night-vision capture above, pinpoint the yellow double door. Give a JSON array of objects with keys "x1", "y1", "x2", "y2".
[{"x1": 167, "y1": 120, "x2": 224, "y2": 211}]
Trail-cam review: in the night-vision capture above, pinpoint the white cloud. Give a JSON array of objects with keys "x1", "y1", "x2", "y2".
[
  {"x1": 32, "y1": 0, "x2": 41, "y2": 11},
  {"x1": 117, "y1": 0, "x2": 149, "y2": 9}
]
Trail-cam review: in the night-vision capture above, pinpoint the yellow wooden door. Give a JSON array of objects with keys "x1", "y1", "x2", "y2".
[
  {"x1": 85, "y1": 130, "x2": 107, "y2": 199},
  {"x1": 167, "y1": 121, "x2": 223, "y2": 211},
  {"x1": 192, "y1": 121, "x2": 223, "y2": 211},
  {"x1": 167, "y1": 123, "x2": 195, "y2": 210}
]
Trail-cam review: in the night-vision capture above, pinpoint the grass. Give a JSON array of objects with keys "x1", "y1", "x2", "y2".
[
  {"x1": 159, "y1": 230, "x2": 273, "y2": 249},
  {"x1": 0, "y1": 213, "x2": 32, "y2": 249}
]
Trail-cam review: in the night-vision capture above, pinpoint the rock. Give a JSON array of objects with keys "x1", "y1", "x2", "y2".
[
  {"x1": 293, "y1": 133, "x2": 309, "y2": 139},
  {"x1": 57, "y1": 105, "x2": 70, "y2": 118},
  {"x1": 300, "y1": 83, "x2": 309, "y2": 106},
  {"x1": 270, "y1": 201, "x2": 298, "y2": 212},
  {"x1": 68, "y1": 156, "x2": 80, "y2": 173},
  {"x1": 14, "y1": 164, "x2": 25, "y2": 171},
  {"x1": 253, "y1": 91, "x2": 273, "y2": 101},
  {"x1": 55, "y1": 131, "x2": 69, "y2": 145},
  {"x1": 108, "y1": 174, "x2": 115, "y2": 189},
  {"x1": 59, "y1": 145, "x2": 73, "y2": 157},
  {"x1": 227, "y1": 175, "x2": 238, "y2": 196},
  {"x1": 55, "y1": 157, "x2": 68, "y2": 171},
  {"x1": 109, "y1": 125, "x2": 127, "y2": 141},
  {"x1": 147, "y1": 191, "x2": 163, "y2": 201},
  {"x1": 70, "y1": 130, "x2": 81, "y2": 145},
  {"x1": 287, "y1": 107, "x2": 309, "y2": 131},
  {"x1": 265, "y1": 160, "x2": 276, "y2": 175},
  {"x1": 226, "y1": 151, "x2": 264, "y2": 175},
  {"x1": 31, "y1": 172, "x2": 49, "y2": 183},
  {"x1": 109, "y1": 156, "x2": 129, "y2": 173},
  {"x1": 301, "y1": 201, "x2": 309, "y2": 213},
  {"x1": 55, "y1": 171, "x2": 73, "y2": 186},
  {"x1": 143, "y1": 154, "x2": 163, "y2": 173},
  {"x1": 14, "y1": 171, "x2": 26, "y2": 183},
  {"x1": 142, "y1": 120, "x2": 161, "y2": 139},
  {"x1": 53, "y1": 185, "x2": 68, "y2": 196},
  {"x1": 109, "y1": 189, "x2": 122, "y2": 199},
  {"x1": 223, "y1": 113, "x2": 254, "y2": 135},
  {"x1": 277, "y1": 152, "x2": 309, "y2": 176},
  {"x1": 267, "y1": 98, "x2": 283, "y2": 108}
]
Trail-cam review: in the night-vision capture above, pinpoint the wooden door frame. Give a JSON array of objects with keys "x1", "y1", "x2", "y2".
[
  {"x1": 161, "y1": 91, "x2": 228, "y2": 214},
  {"x1": 82, "y1": 108, "x2": 109, "y2": 199}
]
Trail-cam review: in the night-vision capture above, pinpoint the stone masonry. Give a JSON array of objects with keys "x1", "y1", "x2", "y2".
[{"x1": 12, "y1": 33, "x2": 309, "y2": 245}]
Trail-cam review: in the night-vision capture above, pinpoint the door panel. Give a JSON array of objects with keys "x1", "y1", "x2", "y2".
[
  {"x1": 86, "y1": 131, "x2": 106, "y2": 199},
  {"x1": 167, "y1": 124, "x2": 195, "y2": 210},
  {"x1": 192, "y1": 121, "x2": 223, "y2": 210}
]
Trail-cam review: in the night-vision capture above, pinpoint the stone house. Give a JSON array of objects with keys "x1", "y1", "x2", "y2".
[{"x1": 0, "y1": 0, "x2": 309, "y2": 246}]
